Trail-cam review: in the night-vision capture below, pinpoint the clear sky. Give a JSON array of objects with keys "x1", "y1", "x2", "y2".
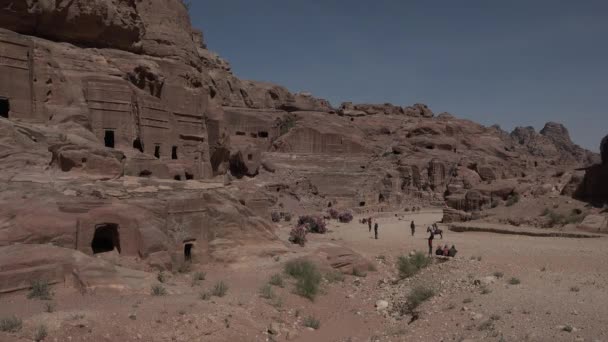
[{"x1": 189, "y1": 0, "x2": 607, "y2": 151}]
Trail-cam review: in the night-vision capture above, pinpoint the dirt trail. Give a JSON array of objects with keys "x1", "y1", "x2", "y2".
[{"x1": 1, "y1": 210, "x2": 607, "y2": 342}]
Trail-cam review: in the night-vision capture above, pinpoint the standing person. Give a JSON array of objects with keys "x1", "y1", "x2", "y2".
[
  {"x1": 368, "y1": 217, "x2": 372, "y2": 233},
  {"x1": 428, "y1": 228, "x2": 434, "y2": 255},
  {"x1": 410, "y1": 221, "x2": 416, "y2": 236},
  {"x1": 374, "y1": 222, "x2": 379, "y2": 240}
]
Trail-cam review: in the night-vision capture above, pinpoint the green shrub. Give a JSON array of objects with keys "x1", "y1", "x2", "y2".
[
  {"x1": 325, "y1": 271, "x2": 345, "y2": 283},
  {"x1": 481, "y1": 286, "x2": 491, "y2": 295},
  {"x1": 563, "y1": 325, "x2": 573, "y2": 332},
  {"x1": 269, "y1": 274, "x2": 284, "y2": 288},
  {"x1": 397, "y1": 252, "x2": 430, "y2": 279},
  {"x1": 34, "y1": 324, "x2": 47, "y2": 341},
  {"x1": 211, "y1": 281, "x2": 228, "y2": 297},
  {"x1": 285, "y1": 260, "x2": 322, "y2": 301},
  {"x1": 28, "y1": 280, "x2": 52, "y2": 300},
  {"x1": 352, "y1": 267, "x2": 367, "y2": 278},
  {"x1": 151, "y1": 284, "x2": 167, "y2": 296},
  {"x1": 493, "y1": 271, "x2": 504, "y2": 279},
  {"x1": 259, "y1": 284, "x2": 275, "y2": 300},
  {"x1": 303, "y1": 315, "x2": 320, "y2": 330},
  {"x1": 570, "y1": 286, "x2": 580, "y2": 292},
  {"x1": 199, "y1": 291, "x2": 211, "y2": 301},
  {"x1": 0, "y1": 316, "x2": 22, "y2": 332},
  {"x1": 508, "y1": 277, "x2": 521, "y2": 285},
  {"x1": 406, "y1": 285, "x2": 435, "y2": 312},
  {"x1": 505, "y1": 194, "x2": 520, "y2": 207}
]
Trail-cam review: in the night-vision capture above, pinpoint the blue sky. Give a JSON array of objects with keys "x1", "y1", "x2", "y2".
[{"x1": 189, "y1": 1, "x2": 607, "y2": 151}]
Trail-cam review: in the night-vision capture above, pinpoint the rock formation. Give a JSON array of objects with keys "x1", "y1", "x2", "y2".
[
  {"x1": 0, "y1": 0, "x2": 601, "y2": 291},
  {"x1": 576, "y1": 134, "x2": 608, "y2": 205}
]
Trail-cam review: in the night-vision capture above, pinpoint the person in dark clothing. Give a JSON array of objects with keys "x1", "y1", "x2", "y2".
[
  {"x1": 428, "y1": 230, "x2": 434, "y2": 255},
  {"x1": 435, "y1": 246, "x2": 443, "y2": 256},
  {"x1": 410, "y1": 221, "x2": 416, "y2": 236},
  {"x1": 448, "y1": 245, "x2": 458, "y2": 257},
  {"x1": 368, "y1": 217, "x2": 372, "y2": 233},
  {"x1": 374, "y1": 222, "x2": 379, "y2": 239}
]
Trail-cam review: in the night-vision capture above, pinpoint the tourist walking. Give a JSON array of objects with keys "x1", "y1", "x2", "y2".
[
  {"x1": 410, "y1": 220, "x2": 416, "y2": 236},
  {"x1": 428, "y1": 229, "x2": 434, "y2": 255},
  {"x1": 374, "y1": 222, "x2": 379, "y2": 240},
  {"x1": 368, "y1": 217, "x2": 372, "y2": 233}
]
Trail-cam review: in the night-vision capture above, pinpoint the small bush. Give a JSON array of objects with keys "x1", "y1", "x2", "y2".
[
  {"x1": 271, "y1": 211, "x2": 281, "y2": 222},
  {"x1": 406, "y1": 285, "x2": 435, "y2": 312},
  {"x1": 303, "y1": 315, "x2": 320, "y2": 330},
  {"x1": 570, "y1": 286, "x2": 580, "y2": 292},
  {"x1": 352, "y1": 267, "x2": 367, "y2": 278},
  {"x1": 28, "y1": 280, "x2": 52, "y2": 300},
  {"x1": 505, "y1": 194, "x2": 520, "y2": 207},
  {"x1": 490, "y1": 314, "x2": 501, "y2": 321},
  {"x1": 564, "y1": 211, "x2": 587, "y2": 225},
  {"x1": 297, "y1": 215, "x2": 327, "y2": 234},
  {"x1": 157, "y1": 271, "x2": 167, "y2": 283},
  {"x1": 284, "y1": 213, "x2": 292, "y2": 222},
  {"x1": 478, "y1": 320, "x2": 494, "y2": 331},
  {"x1": 259, "y1": 284, "x2": 275, "y2": 299},
  {"x1": 338, "y1": 212, "x2": 354, "y2": 223},
  {"x1": 325, "y1": 271, "x2": 345, "y2": 283},
  {"x1": 285, "y1": 260, "x2": 322, "y2": 301},
  {"x1": 397, "y1": 252, "x2": 430, "y2": 279},
  {"x1": 481, "y1": 286, "x2": 491, "y2": 295},
  {"x1": 463, "y1": 298, "x2": 473, "y2": 304},
  {"x1": 563, "y1": 325, "x2": 573, "y2": 332},
  {"x1": 493, "y1": 271, "x2": 504, "y2": 279},
  {"x1": 269, "y1": 274, "x2": 284, "y2": 288},
  {"x1": 44, "y1": 302, "x2": 56, "y2": 313},
  {"x1": 211, "y1": 281, "x2": 228, "y2": 297},
  {"x1": 151, "y1": 284, "x2": 167, "y2": 296},
  {"x1": 508, "y1": 277, "x2": 521, "y2": 285},
  {"x1": 288, "y1": 225, "x2": 308, "y2": 246},
  {"x1": 327, "y1": 208, "x2": 339, "y2": 220},
  {"x1": 199, "y1": 291, "x2": 211, "y2": 301},
  {"x1": 0, "y1": 316, "x2": 22, "y2": 332},
  {"x1": 34, "y1": 324, "x2": 47, "y2": 341}
]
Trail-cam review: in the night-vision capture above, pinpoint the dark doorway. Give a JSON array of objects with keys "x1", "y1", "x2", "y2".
[
  {"x1": 247, "y1": 154, "x2": 253, "y2": 161},
  {"x1": 174, "y1": 175, "x2": 182, "y2": 181},
  {"x1": 139, "y1": 170, "x2": 152, "y2": 177},
  {"x1": 359, "y1": 201, "x2": 366, "y2": 207},
  {"x1": 91, "y1": 224, "x2": 120, "y2": 254},
  {"x1": 184, "y1": 243, "x2": 193, "y2": 261},
  {"x1": 172, "y1": 146, "x2": 178, "y2": 160},
  {"x1": 154, "y1": 145, "x2": 160, "y2": 159},
  {"x1": 258, "y1": 131, "x2": 269, "y2": 138},
  {"x1": 379, "y1": 193, "x2": 385, "y2": 203},
  {"x1": 133, "y1": 138, "x2": 144, "y2": 152},
  {"x1": 104, "y1": 130, "x2": 115, "y2": 148},
  {"x1": 0, "y1": 97, "x2": 9, "y2": 119},
  {"x1": 185, "y1": 172, "x2": 194, "y2": 180}
]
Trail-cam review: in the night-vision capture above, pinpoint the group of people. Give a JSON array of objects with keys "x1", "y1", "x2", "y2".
[
  {"x1": 435, "y1": 244, "x2": 458, "y2": 257},
  {"x1": 364, "y1": 217, "x2": 457, "y2": 258},
  {"x1": 367, "y1": 217, "x2": 379, "y2": 240}
]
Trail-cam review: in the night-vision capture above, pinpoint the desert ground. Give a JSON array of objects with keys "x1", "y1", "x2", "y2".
[{"x1": 1, "y1": 209, "x2": 606, "y2": 342}]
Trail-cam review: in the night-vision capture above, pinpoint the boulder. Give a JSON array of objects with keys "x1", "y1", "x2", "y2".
[{"x1": 316, "y1": 246, "x2": 375, "y2": 274}]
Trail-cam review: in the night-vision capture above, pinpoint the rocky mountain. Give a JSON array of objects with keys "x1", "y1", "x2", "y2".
[{"x1": 0, "y1": 0, "x2": 600, "y2": 292}]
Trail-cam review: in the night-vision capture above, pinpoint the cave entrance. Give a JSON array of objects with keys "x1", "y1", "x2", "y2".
[
  {"x1": 0, "y1": 97, "x2": 9, "y2": 119},
  {"x1": 154, "y1": 145, "x2": 161, "y2": 159},
  {"x1": 91, "y1": 223, "x2": 120, "y2": 254},
  {"x1": 172, "y1": 146, "x2": 178, "y2": 160},
  {"x1": 184, "y1": 243, "x2": 194, "y2": 261},
  {"x1": 133, "y1": 138, "x2": 144, "y2": 152},
  {"x1": 258, "y1": 131, "x2": 269, "y2": 138},
  {"x1": 104, "y1": 130, "x2": 115, "y2": 148},
  {"x1": 185, "y1": 172, "x2": 194, "y2": 180}
]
